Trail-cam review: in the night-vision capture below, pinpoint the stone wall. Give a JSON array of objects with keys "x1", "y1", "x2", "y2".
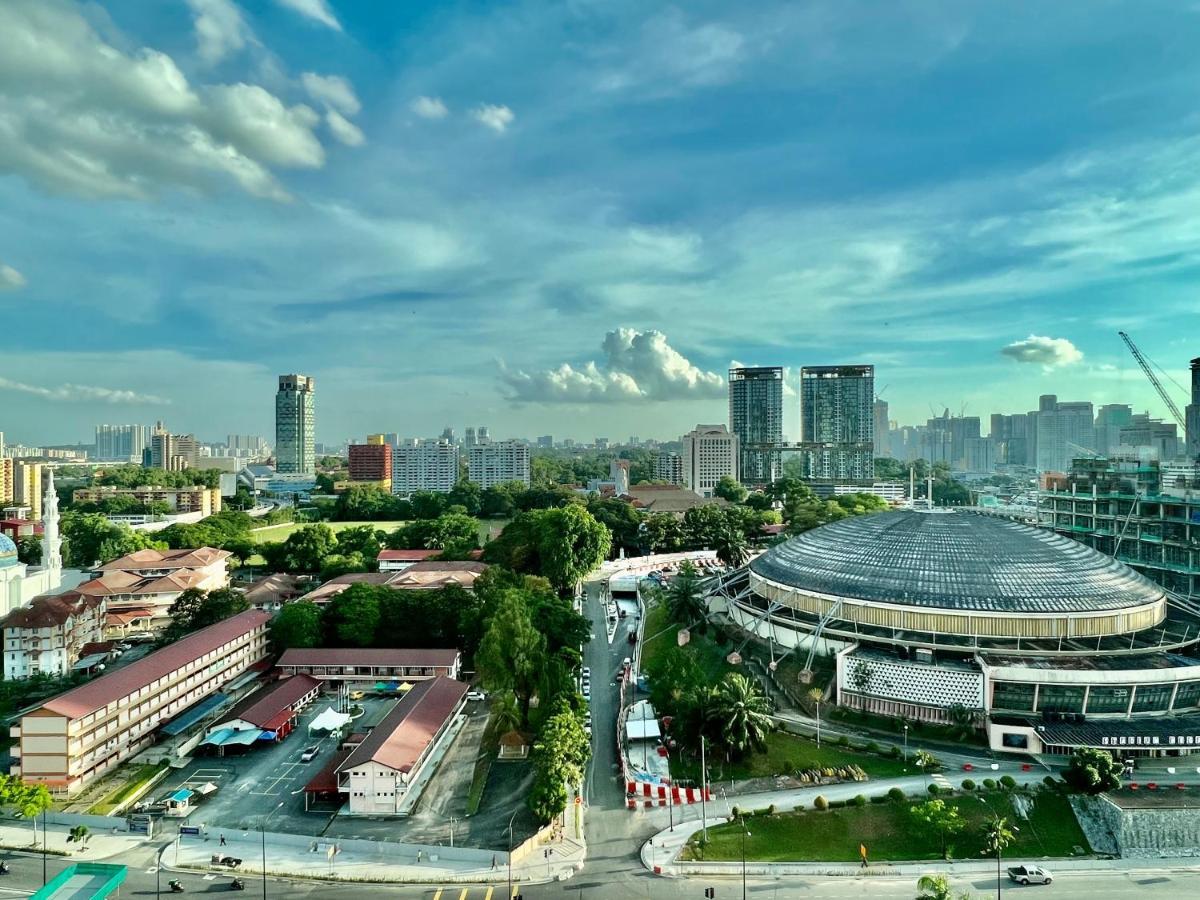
[{"x1": 1071, "y1": 794, "x2": 1200, "y2": 858}]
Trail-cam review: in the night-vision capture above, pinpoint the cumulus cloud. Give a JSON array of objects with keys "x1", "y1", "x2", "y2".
[
  {"x1": 0, "y1": 0, "x2": 352, "y2": 202},
  {"x1": 1000, "y1": 334, "x2": 1084, "y2": 369},
  {"x1": 325, "y1": 109, "x2": 364, "y2": 146},
  {"x1": 501, "y1": 328, "x2": 724, "y2": 403},
  {"x1": 186, "y1": 0, "x2": 253, "y2": 65},
  {"x1": 472, "y1": 104, "x2": 514, "y2": 133},
  {"x1": 273, "y1": 0, "x2": 341, "y2": 31},
  {"x1": 0, "y1": 376, "x2": 170, "y2": 405},
  {"x1": 411, "y1": 96, "x2": 449, "y2": 119},
  {"x1": 301, "y1": 72, "x2": 360, "y2": 116},
  {"x1": 0, "y1": 264, "x2": 26, "y2": 290}
]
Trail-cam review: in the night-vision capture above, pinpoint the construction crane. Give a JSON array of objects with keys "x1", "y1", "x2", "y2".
[{"x1": 1119, "y1": 331, "x2": 1187, "y2": 429}]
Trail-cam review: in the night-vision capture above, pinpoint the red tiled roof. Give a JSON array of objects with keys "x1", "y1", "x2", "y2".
[
  {"x1": 377, "y1": 549, "x2": 440, "y2": 562},
  {"x1": 337, "y1": 677, "x2": 467, "y2": 774},
  {"x1": 219, "y1": 674, "x2": 322, "y2": 729},
  {"x1": 39, "y1": 609, "x2": 270, "y2": 720},
  {"x1": 105, "y1": 608, "x2": 155, "y2": 625},
  {"x1": 77, "y1": 569, "x2": 208, "y2": 598},
  {"x1": 397, "y1": 561, "x2": 487, "y2": 573},
  {"x1": 0, "y1": 592, "x2": 101, "y2": 630},
  {"x1": 305, "y1": 747, "x2": 352, "y2": 794},
  {"x1": 277, "y1": 648, "x2": 460, "y2": 668},
  {"x1": 97, "y1": 547, "x2": 230, "y2": 572}
]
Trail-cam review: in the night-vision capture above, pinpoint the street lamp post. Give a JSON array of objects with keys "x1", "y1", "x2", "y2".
[
  {"x1": 507, "y1": 811, "x2": 518, "y2": 898},
  {"x1": 449, "y1": 815, "x2": 457, "y2": 848},
  {"x1": 902, "y1": 724, "x2": 909, "y2": 767},
  {"x1": 41, "y1": 808, "x2": 47, "y2": 886},
  {"x1": 259, "y1": 800, "x2": 284, "y2": 899},
  {"x1": 739, "y1": 816, "x2": 751, "y2": 900}
]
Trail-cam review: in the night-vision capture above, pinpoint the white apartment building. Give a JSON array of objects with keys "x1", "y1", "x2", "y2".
[
  {"x1": 654, "y1": 452, "x2": 684, "y2": 486},
  {"x1": 467, "y1": 439, "x2": 530, "y2": 488},
  {"x1": 10, "y1": 609, "x2": 270, "y2": 795},
  {"x1": 682, "y1": 425, "x2": 739, "y2": 498},
  {"x1": 392, "y1": 439, "x2": 459, "y2": 494},
  {"x1": 1, "y1": 592, "x2": 106, "y2": 680}
]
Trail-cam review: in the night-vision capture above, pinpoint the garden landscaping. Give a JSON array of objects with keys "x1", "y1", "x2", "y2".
[{"x1": 684, "y1": 787, "x2": 1090, "y2": 863}]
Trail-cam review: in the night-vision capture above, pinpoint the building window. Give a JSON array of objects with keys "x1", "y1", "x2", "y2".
[
  {"x1": 1132, "y1": 684, "x2": 1173, "y2": 714},
  {"x1": 1173, "y1": 681, "x2": 1200, "y2": 711},
  {"x1": 1037, "y1": 684, "x2": 1085, "y2": 714},
  {"x1": 991, "y1": 681, "x2": 1036, "y2": 712},
  {"x1": 1086, "y1": 686, "x2": 1131, "y2": 715}
]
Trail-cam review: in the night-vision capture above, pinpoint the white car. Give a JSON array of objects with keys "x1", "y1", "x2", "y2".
[
  {"x1": 582, "y1": 683, "x2": 591, "y2": 698},
  {"x1": 582, "y1": 667, "x2": 591, "y2": 678},
  {"x1": 1008, "y1": 865, "x2": 1052, "y2": 885},
  {"x1": 300, "y1": 746, "x2": 320, "y2": 762},
  {"x1": 466, "y1": 690, "x2": 487, "y2": 702}
]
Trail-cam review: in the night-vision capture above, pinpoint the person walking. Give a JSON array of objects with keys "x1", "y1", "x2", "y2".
[
  {"x1": 219, "y1": 835, "x2": 227, "y2": 847},
  {"x1": 491, "y1": 855, "x2": 497, "y2": 870}
]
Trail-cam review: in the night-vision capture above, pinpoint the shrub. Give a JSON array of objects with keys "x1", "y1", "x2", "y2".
[
  {"x1": 866, "y1": 741, "x2": 881, "y2": 754},
  {"x1": 999, "y1": 775, "x2": 1017, "y2": 790},
  {"x1": 927, "y1": 784, "x2": 940, "y2": 796},
  {"x1": 890, "y1": 745, "x2": 904, "y2": 759},
  {"x1": 731, "y1": 806, "x2": 740, "y2": 818},
  {"x1": 766, "y1": 804, "x2": 776, "y2": 816},
  {"x1": 837, "y1": 735, "x2": 850, "y2": 747},
  {"x1": 792, "y1": 804, "x2": 805, "y2": 812},
  {"x1": 853, "y1": 794, "x2": 868, "y2": 807},
  {"x1": 887, "y1": 787, "x2": 906, "y2": 803},
  {"x1": 962, "y1": 779, "x2": 976, "y2": 791},
  {"x1": 870, "y1": 794, "x2": 888, "y2": 804},
  {"x1": 982, "y1": 778, "x2": 997, "y2": 790},
  {"x1": 814, "y1": 795, "x2": 828, "y2": 811},
  {"x1": 1043, "y1": 775, "x2": 1059, "y2": 790},
  {"x1": 829, "y1": 799, "x2": 847, "y2": 808}
]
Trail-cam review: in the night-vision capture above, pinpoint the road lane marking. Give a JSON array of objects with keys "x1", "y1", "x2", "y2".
[
  {"x1": 457, "y1": 890, "x2": 468, "y2": 900},
  {"x1": 483, "y1": 888, "x2": 494, "y2": 900},
  {"x1": 432, "y1": 890, "x2": 442, "y2": 900}
]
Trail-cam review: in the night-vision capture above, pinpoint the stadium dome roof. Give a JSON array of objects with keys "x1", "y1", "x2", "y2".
[{"x1": 750, "y1": 509, "x2": 1163, "y2": 616}]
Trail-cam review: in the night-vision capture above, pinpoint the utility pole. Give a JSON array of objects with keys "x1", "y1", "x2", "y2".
[{"x1": 700, "y1": 736, "x2": 708, "y2": 844}]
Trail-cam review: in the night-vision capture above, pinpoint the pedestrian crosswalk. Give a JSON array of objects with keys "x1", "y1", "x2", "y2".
[
  {"x1": 430, "y1": 887, "x2": 519, "y2": 900},
  {"x1": 931, "y1": 772, "x2": 953, "y2": 789}
]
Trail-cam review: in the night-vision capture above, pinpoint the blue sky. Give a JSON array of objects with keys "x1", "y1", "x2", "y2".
[{"x1": 2, "y1": 0, "x2": 1200, "y2": 445}]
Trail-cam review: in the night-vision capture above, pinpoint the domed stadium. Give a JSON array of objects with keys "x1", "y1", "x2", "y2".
[{"x1": 715, "y1": 508, "x2": 1200, "y2": 758}]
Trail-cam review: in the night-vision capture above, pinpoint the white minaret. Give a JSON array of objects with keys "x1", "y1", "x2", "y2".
[{"x1": 41, "y1": 468, "x2": 63, "y2": 582}]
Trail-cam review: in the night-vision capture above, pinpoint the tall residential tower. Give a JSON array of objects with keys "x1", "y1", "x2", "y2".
[
  {"x1": 800, "y1": 365, "x2": 875, "y2": 479},
  {"x1": 728, "y1": 366, "x2": 783, "y2": 485},
  {"x1": 275, "y1": 374, "x2": 316, "y2": 475}
]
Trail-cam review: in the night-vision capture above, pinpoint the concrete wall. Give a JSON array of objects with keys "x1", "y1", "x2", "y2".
[{"x1": 1071, "y1": 794, "x2": 1200, "y2": 858}]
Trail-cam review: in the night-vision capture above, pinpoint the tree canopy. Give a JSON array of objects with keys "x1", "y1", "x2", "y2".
[
  {"x1": 1063, "y1": 747, "x2": 1123, "y2": 795},
  {"x1": 159, "y1": 587, "x2": 250, "y2": 644},
  {"x1": 483, "y1": 506, "x2": 611, "y2": 590},
  {"x1": 61, "y1": 512, "x2": 167, "y2": 568}
]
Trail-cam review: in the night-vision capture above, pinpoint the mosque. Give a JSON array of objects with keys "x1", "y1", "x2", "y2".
[{"x1": 0, "y1": 468, "x2": 64, "y2": 614}]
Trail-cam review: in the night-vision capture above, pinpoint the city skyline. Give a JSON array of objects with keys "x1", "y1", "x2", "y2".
[{"x1": 3, "y1": 1, "x2": 1200, "y2": 444}]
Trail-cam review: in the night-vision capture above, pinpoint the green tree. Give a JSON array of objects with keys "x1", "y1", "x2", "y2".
[
  {"x1": 280, "y1": 524, "x2": 338, "y2": 572},
  {"x1": 535, "y1": 505, "x2": 611, "y2": 592},
  {"x1": 320, "y1": 583, "x2": 382, "y2": 647},
  {"x1": 490, "y1": 692, "x2": 522, "y2": 734},
  {"x1": 711, "y1": 673, "x2": 773, "y2": 758},
  {"x1": 713, "y1": 475, "x2": 748, "y2": 504},
  {"x1": 712, "y1": 526, "x2": 749, "y2": 568},
  {"x1": 585, "y1": 498, "x2": 643, "y2": 557},
  {"x1": 528, "y1": 699, "x2": 590, "y2": 824},
  {"x1": 641, "y1": 511, "x2": 685, "y2": 553},
  {"x1": 982, "y1": 816, "x2": 1018, "y2": 882},
  {"x1": 910, "y1": 798, "x2": 966, "y2": 859},
  {"x1": 915, "y1": 873, "x2": 969, "y2": 900},
  {"x1": 663, "y1": 560, "x2": 707, "y2": 629},
  {"x1": 447, "y1": 480, "x2": 482, "y2": 516},
  {"x1": 60, "y1": 512, "x2": 166, "y2": 568},
  {"x1": 269, "y1": 601, "x2": 323, "y2": 651},
  {"x1": 16, "y1": 534, "x2": 42, "y2": 566},
  {"x1": 475, "y1": 590, "x2": 546, "y2": 726},
  {"x1": 332, "y1": 485, "x2": 399, "y2": 521},
  {"x1": 384, "y1": 513, "x2": 481, "y2": 557},
  {"x1": 334, "y1": 524, "x2": 383, "y2": 560},
  {"x1": 1063, "y1": 747, "x2": 1123, "y2": 795},
  {"x1": 160, "y1": 587, "x2": 249, "y2": 643}
]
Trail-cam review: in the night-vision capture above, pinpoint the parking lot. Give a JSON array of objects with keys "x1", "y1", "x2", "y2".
[{"x1": 160, "y1": 696, "x2": 398, "y2": 836}]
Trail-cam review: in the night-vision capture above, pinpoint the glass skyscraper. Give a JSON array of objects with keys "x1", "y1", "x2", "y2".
[
  {"x1": 728, "y1": 366, "x2": 783, "y2": 484},
  {"x1": 275, "y1": 374, "x2": 316, "y2": 475},
  {"x1": 800, "y1": 365, "x2": 875, "y2": 479}
]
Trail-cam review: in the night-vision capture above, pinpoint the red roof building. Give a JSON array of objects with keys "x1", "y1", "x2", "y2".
[
  {"x1": 336, "y1": 676, "x2": 468, "y2": 814},
  {"x1": 208, "y1": 674, "x2": 322, "y2": 738},
  {"x1": 0, "y1": 591, "x2": 106, "y2": 680},
  {"x1": 276, "y1": 647, "x2": 461, "y2": 683},
  {"x1": 10, "y1": 609, "x2": 271, "y2": 796}
]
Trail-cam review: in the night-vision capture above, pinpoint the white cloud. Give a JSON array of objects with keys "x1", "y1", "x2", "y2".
[
  {"x1": 1000, "y1": 335, "x2": 1084, "y2": 369},
  {"x1": 0, "y1": 0, "x2": 347, "y2": 201},
  {"x1": 273, "y1": 0, "x2": 341, "y2": 31},
  {"x1": 596, "y1": 9, "x2": 745, "y2": 94},
  {"x1": 325, "y1": 109, "x2": 364, "y2": 146},
  {"x1": 501, "y1": 328, "x2": 724, "y2": 403},
  {"x1": 0, "y1": 376, "x2": 170, "y2": 405},
  {"x1": 301, "y1": 72, "x2": 360, "y2": 116},
  {"x1": 186, "y1": 0, "x2": 253, "y2": 65},
  {"x1": 411, "y1": 96, "x2": 449, "y2": 119},
  {"x1": 0, "y1": 263, "x2": 26, "y2": 290},
  {"x1": 472, "y1": 103, "x2": 514, "y2": 133}
]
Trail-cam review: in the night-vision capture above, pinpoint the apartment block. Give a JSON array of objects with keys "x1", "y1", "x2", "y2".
[
  {"x1": 348, "y1": 442, "x2": 392, "y2": 490},
  {"x1": 72, "y1": 485, "x2": 222, "y2": 516},
  {"x1": 12, "y1": 461, "x2": 43, "y2": 521},
  {"x1": 728, "y1": 366, "x2": 783, "y2": 484},
  {"x1": 1, "y1": 592, "x2": 106, "y2": 680},
  {"x1": 392, "y1": 439, "x2": 459, "y2": 494},
  {"x1": 9, "y1": 609, "x2": 271, "y2": 795},
  {"x1": 467, "y1": 440, "x2": 530, "y2": 488},
  {"x1": 94, "y1": 425, "x2": 151, "y2": 462},
  {"x1": 653, "y1": 452, "x2": 684, "y2": 486},
  {"x1": 800, "y1": 365, "x2": 875, "y2": 479},
  {"x1": 276, "y1": 374, "x2": 316, "y2": 476}
]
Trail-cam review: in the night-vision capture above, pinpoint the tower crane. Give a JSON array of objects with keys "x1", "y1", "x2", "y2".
[{"x1": 1119, "y1": 331, "x2": 1187, "y2": 429}]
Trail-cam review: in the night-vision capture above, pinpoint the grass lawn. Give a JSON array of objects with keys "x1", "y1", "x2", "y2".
[
  {"x1": 691, "y1": 790, "x2": 1089, "y2": 863},
  {"x1": 673, "y1": 731, "x2": 910, "y2": 785},
  {"x1": 248, "y1": 520, "x2": 409, "y2": 544},
  {"x1": 86, "y1": 761, "x2": 169, "y2": 815},
  {"x1": 641, "y1": 600, "x2": 734, "y2": 684}
]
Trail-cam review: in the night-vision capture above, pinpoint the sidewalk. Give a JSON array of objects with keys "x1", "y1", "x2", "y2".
[
  {"x1": 169, "y1": 825, "x2": 586, "y2": 885},
  {"x1": 0, "y1": 820, "x2": 147, "y2": 862}
]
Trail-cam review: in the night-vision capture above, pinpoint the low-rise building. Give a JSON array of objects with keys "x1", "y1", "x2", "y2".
[
  {"x1": 276, "y1": 648, "x2": 461, "y2": 686},
  {"x1": 205, "y1": 674, "x2": 322, "y2": 742},
  {"x1": 336, "y1": 676, "x2": 468, "y2": 814},
  {"x1": 376, "y1": 549, "x2": 442, "y2": 572},
  {"x1": 624, "y1": 485, "x2": 726, "y2": 517},
  {"x1": 0, "y1": 591, "x2": 106, "y2": 680},
  {"x1": 386, "y1": 561, "x2": 488, "y2": 591},
  {"x1": 240, "y1": 573, "x2": 312, "y2": 610},
  {"x1": 9, "y1": 609, "x2": 271, "y2": 795},
  {"x1": 72, "y1": 485, "x2": 222, "y2": 516},
  {"x1": 80, "y1": 547, "x2": 231, "y2": 634}
]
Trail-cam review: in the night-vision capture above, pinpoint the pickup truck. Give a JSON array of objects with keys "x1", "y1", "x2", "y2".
[{"x1": 1008, "y1": 865, "x2": 1052, "y2": 885}]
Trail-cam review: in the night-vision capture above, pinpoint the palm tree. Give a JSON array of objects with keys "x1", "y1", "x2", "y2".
[
  {"x1": 665, "y1": 561, "x2": 708, "y2": 630},
  {"x1": 806, "y1": 686, "x2": 825, "y2": 747},
  {"x1": 490, "y1": 692, "x2": 521, "y2": 734},
  {"x1": 713, "y1": 527, "x2": 749, "y2": 568},
  {"x1": 711, "y1": 673, "x2": 773, "y2": 758},
  {"x1": 983, "y1": 816, "x2": 1018, "y2": 898},
  {"x1": 915, "y1": 874, "x2": 953, "y2": 900}
]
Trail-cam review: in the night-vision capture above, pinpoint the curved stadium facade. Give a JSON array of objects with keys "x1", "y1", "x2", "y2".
[{"x1": 717, "y1": 509, "x2": 1200, "y2": 756}]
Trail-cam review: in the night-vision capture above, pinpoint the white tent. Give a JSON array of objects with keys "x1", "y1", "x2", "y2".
[{"x1": 308, "y1": 706, "x2": 352, "y2": 734}]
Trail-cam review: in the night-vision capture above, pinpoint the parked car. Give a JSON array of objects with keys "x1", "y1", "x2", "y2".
[
  {"x1": 300, "y1": 746, "x2": 320, "y2": 762},
  {"x1": 582, "y1": 667, "x2": 591, "y2": 678},
  {"x1": 466, "y1": 690, "x2": 487, "y2": 702},
  {"x1": 348, "y1": 690, "x2": 364, "y2": 701},
  {"x1": 1008, "y1": 865, "x2": 1052, "y2": 885}
]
